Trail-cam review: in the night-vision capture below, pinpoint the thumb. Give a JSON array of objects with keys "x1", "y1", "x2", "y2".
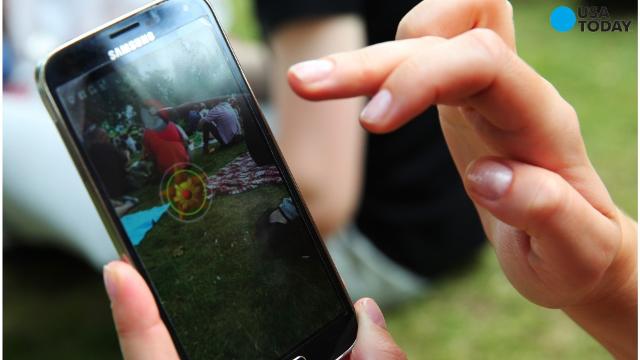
[
  {"x1": 103, "y1": 260, "x2": 180, "y2": 360},
  {"x1": 463, "y1": 157, "x2": 621, "y2": 306},
  {"x1": 349, "y1": 298, "x2": 407, "y2": 360}
]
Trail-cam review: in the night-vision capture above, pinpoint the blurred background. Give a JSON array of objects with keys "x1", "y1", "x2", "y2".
[{"x1": 3, "y1": 0, "x2": 637, "y2": 359}]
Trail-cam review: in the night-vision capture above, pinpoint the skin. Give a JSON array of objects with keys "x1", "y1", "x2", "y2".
[
  {"x1": 267, "y1": 15, "x2": 367, "y2": 236},
  {"x1": 104, "y1": 1, "x2": 636, "y2": 358}
]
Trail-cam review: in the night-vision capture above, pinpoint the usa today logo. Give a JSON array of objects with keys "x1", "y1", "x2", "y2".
[{"x1": 550, "y1": 6, "x2": 632, "y2": 33}]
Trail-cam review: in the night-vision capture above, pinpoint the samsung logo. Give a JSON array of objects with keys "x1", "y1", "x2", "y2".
[{"x1": 108, "y1": 31, "x2": 156, "y2": 61}]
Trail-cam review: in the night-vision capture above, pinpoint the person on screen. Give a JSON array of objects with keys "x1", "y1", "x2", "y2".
[
  {"x1": 141, "y1": 99, "x2": 190, "y2": 175},
  {"x1": 85, "y1": 125, "x2": 130, "y2": 199},
  {"x1": 84, "y1": 125, "x2": 139, "y2": 216},
  {"x1": 198, "y1": 99, "x2": 242, "y2": 154},
  {"x1": 198, "y1": 103, "x2": 209, "y2": 119}
]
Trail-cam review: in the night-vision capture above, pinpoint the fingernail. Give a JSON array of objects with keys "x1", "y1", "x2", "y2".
[
  {"x1": 359, "y1": 298, "x2": 387, "y2": 329},
  {"x1": 289, "y1": 59, "x2": 334, "y2": 83},
  {"x1": 360, "y1": 90, "x2": 392, "y2": 125},
  {"x1": 467, "y1": 160, "x2": 513, "y2": 200},
  {"x1": 103, "y1": 264, "x2": 118, "y2": 301}
]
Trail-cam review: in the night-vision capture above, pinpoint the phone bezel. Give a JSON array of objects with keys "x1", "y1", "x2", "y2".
[{"x1": 34, "y1": 1, "x2": 357, "y2": 358}]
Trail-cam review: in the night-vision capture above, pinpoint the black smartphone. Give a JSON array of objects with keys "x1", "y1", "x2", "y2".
[{"x1": 35, "y1": 0, "x2": 357, "y2": 358}]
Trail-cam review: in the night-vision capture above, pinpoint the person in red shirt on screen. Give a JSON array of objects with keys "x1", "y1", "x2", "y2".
[{"x1": 141, "y1": 99, "x2": 190, "y2": 175}]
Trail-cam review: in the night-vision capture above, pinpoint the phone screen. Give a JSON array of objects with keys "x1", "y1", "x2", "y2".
[{"x1": 52, "y1": 9, "x2": 347, "y2": 359}]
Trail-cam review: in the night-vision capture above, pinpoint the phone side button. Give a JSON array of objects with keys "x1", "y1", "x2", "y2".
[{"x1": 292, "y1": 356, "x2": 306, "y2": 360}]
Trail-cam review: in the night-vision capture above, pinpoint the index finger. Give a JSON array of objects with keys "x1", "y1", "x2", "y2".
[
  {"x1": 288, "y1": 36, "x2": 444, "y2": 100},
  {"x1": 288, "y1": 30, "x2": 615, "y2": 216}
]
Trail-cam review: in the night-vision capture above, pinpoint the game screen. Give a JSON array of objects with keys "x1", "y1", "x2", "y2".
[{"x1": 55, "y1": 16, "x2": 344, "y2": 359}]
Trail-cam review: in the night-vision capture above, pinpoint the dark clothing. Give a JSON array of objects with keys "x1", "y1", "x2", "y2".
[
  {"x1": 87, "y1": 143, "x2": 129, "y2": 199},
  {"x1": 256, "y1": 0, "x2": 485, "y2": 277},
  {"x1": 186, "y1": 110, "x2": 201, "y2": 136},
  {"x1": 201, "y1": 121, "x2": 223, "y2": 153}
]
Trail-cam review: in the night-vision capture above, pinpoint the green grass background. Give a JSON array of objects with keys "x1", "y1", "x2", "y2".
[{"x1": 132, "y1": 143, "x2": 341, "y2": 359}]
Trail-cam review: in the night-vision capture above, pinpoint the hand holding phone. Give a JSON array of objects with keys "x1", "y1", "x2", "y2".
[{"x1": 104, "y1": 260, "x2": 405, "y2": 360}]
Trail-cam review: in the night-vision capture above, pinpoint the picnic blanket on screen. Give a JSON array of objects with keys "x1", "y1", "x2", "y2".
[{"x1": 207, "y1": 152, "x2": 282, "y2": 196}]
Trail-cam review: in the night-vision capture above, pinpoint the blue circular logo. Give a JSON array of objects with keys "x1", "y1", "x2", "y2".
[{"x1": 550, "y1": 6, "x2": 576, "y2": 32}]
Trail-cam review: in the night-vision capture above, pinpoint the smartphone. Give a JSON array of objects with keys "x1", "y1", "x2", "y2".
[{"x1": 35, "y1": 0, "x2": 357, "y2": 358}]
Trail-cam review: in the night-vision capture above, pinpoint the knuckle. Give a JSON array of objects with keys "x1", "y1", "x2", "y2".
[
  {"x1": 527, "y1": 173, "x2": 568, "y2": 225},
  {"x1": 476, "y1": 0, "x2": 511, "y2": 18},
  {"x1": 352, "y1": 48, "x2": 379, "y2": 85},
  {"x1": 562, "y1": 102, "x2": 580, "y2": 131},
  {"x1": 504, "y1": 0, "x2": 514, "y2": 18},
  {"x1": 555, "y1": 100, "x2": 583, "y2": 144},
  {"x1": 403, "y1": 55, "x2": 425, "y2": 75},
  {"x1": 562, "y1": 101, "x2": 578, "y2": 120},
  {"x1": 396, "y1": 54, "x2": 430, "y2": 90},
  {"x1": 487, "y1": 0, "x2": 509, "y2": 12},
  {"x1": 396, "y1": 0, "x2": 430, "y2": 40},
  {"x1": 396, "y1": 12, "x2": 417, "y2": 40},
  {"x1": 537, "y1": 81, "x2": 585, "y2": 150},
  {"x1": 465, "y1": 28, "x2": 507, "y2": 63}
]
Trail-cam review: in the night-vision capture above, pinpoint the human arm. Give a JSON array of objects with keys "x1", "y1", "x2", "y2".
[
  {"x1": 265, "y1": 15, "x2": 367, "y2": 237},
  {"x1": 287, "y1": 0, "x2": 637, "y2": 357}
]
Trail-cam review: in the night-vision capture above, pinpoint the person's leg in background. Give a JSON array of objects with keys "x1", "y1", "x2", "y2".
[{"x1": 201, "y1": 122, "x2": 223, "y2": 154}]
